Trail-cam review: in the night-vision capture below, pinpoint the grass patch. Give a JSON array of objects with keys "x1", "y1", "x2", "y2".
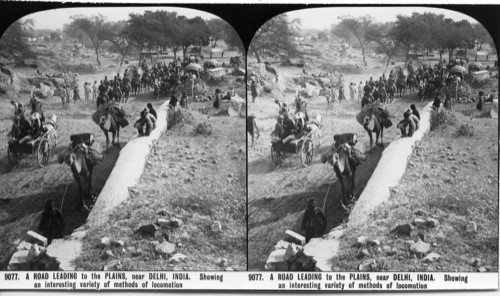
[
  {"x1": 455, "y1": 124, "x2": 475, "y2": 137},
  {"x1": 430, "y1": 110, "x2": 456, "y2": 131},
  {"x1": 193, "y1": 122, "x2": 213, "y2": 136}
]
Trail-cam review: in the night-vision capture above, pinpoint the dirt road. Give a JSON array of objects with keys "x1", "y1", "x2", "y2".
[
  {"x1": 247, "y1": 60, "x2": 430, "y2": 270},
  {"x1": 0, "y1": 61, "x2": 163, "y2": 268}
]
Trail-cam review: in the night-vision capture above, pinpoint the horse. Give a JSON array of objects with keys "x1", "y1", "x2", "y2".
[
  {"x1": 406, "y1": 75, "x2": 418, "y2": 93},
  {"x1": 121, "y1": 82, "x2": 131, "y2": 103},
  {"x1": 247, "y1": 115, "x2": 260, "y2": 148},
  {"x1": 141, "y1": 73, "x2": 152, "y2": 92},
  {"x1": 396, "y1": 77, "x2": 406, "y2": 97},
  {"x1": 99, "y1": 112, "x2": 121, "y2": 152},
  {"x1": 131, "y1": 76, "x2": 140, "y2": 96},
  {"x1": 108, "y1": 87, "x2": 122, "y2": 103},
  {"x1": 387, "y1": 84, "x2": 396, "y2": 103},
  {"x1": 321, "y1": 142, "x2": 366, "y2": 206},
  {"x1": 58, "y1": 137, "x2": 103, "y2": 212}
]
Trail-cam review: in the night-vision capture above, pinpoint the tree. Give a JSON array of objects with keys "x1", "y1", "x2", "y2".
[
  {"x1": 249, "y1": 14, "x2": 299, "y2": 63},
  {"x1": 177, "y1": 16, "x2": 210, "y2": 58},
  {"x1": 366, "y1": 22, "x2": 400, "y2": 69},
  {"x1": 63, "y1": 22, "x2": 87, "y2": 47},
  {"x1": 472, "y1": 22, "x2": 492, "y2": 53},
  {"x1": 336, "y1": 15, "x2": 373, "y2": 67},
  {"x1": 393, "y1": 15, "x2": 425, "y2": 66},
  {"x1": 68, "y1": 14, "x2": 110, "y2": 66},
  {"x1": 317, "y1": 31, "x2": 329, "y2": 41},
  {"x1": 331, "y1": 23, "x2": 353, "y2": 47},
  {"x1": 207, "y1": 18, "x2": 226, "y2": 48},
  {"x1": 105, "y1": 21, "x2": 134, "y2": 69},
  {"x1": 0, "y1": 19, "x2": 34, "y2": 56},
  {"x1": 123, "y1": 13, "x2": 156, "y2": 64},
  {"x1": 50, "y1": 32, "x2": 62, "y2": 42}
]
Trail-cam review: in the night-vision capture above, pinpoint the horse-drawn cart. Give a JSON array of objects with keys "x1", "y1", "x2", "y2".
[
  {"x1": 7, "y1": 128, "x2": 56, "y2": 167},
  {"x1": 271, "y1": 128, "x2": 320, "y2": 167}
]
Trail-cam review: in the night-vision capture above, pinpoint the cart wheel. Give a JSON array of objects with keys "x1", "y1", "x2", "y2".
[
  {"x1": 300, "y1": 138, "x2": 314, "y2": 167},
  {"x1": 7, "y1": 145, "x2": 21, "y2": 166},
  {"x1": 271, "y1": 145, "x2": 284, "y2": 166},
  {"x1": 37, "y1": 139, "x2": 51, "y2": 167}
]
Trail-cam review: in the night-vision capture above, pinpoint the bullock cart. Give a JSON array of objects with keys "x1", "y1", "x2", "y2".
[
  {"x1": 271, "y1": 127, "x2": 321, "y2": 167},
  {"x1": 7, "y1": 127, "x2": 56, "y2": 167}
]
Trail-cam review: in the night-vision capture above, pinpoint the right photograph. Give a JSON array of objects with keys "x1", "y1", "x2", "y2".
[{"x1": 247, "y1": 7, "x2": 498, "y2": 272}]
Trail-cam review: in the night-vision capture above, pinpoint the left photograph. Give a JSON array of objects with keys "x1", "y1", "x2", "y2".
[{"x1": 0, "y1": 6, "x2": 246, "y2": 271}]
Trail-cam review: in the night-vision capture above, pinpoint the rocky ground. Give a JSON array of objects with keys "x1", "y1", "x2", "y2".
[
  {"x1": 247, "y1": 39, "x2": 498, "y2": 271},
  {"x1": 74, "y1": 106, "x2": 246, "y2": 271},
  {"x1": 0, "y1": 40, "x2": 246, "y2": 270},
  {"x1": 332, "y1": 102, "x2": 498, "y2": 272}
]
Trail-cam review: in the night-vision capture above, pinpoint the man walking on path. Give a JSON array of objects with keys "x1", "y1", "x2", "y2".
[
  {"x1": 349, "y1": 82, "x2": 356, "y2": 101},
  {"x1": 251, "y1": 80, "x2": 258, "y2": 103},
  {"x1": 92, "y1": 81, "x2": 98, "y2": 101},
  {"x1": 358, "y1": 81, "x2": 363, "y2": 100}
]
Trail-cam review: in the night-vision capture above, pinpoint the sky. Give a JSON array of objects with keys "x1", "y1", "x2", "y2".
[
  {"x1": 286, "y1": 6, "x2": 479, "y2": 30},
  {"x1": 22, "y1": 7, "x2": 218, "y2": 30}
]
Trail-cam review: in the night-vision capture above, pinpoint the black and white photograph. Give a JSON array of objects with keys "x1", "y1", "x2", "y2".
[
  {"x1": 0, "y1": 6, "x2": 247, "y2": 272},
  {"x1": 0, "y1": 1, "x2": 498, "y2": 293},
  {"x1": 247, "y1": 6, "x2": 498, "y2": 275}
]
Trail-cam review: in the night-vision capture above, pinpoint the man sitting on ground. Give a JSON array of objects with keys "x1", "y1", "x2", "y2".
[
  {"x1": 397, "y1": 109, "x2": 420, "y2": 137},
  {"x1": 301, "y1": 197, "x2": 327, "y2": 243},
  {"x1": 39, "y1": 199, "x2": 65, "y2": 244},
  {"x1": 147, "y1": 103, "x2": 157, "y2": 119},
  {"x1": 134, "y1": 108, "x2": 157, "y2": 136}
]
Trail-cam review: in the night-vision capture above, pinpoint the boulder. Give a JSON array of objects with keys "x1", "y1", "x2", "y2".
[
  {"x1": 111, "y1": 240, "x2": 125, "y2": 248},
  {"x1": 26, "y1": 244, "x2": 43, "y2": 263},
  {"x1": 168, "y1": 253, "x2": 188, "y2": 263},
  {"x1": 284, "y1": 230, "x2": 305, "y2": 246},
  {"x1": 414, "y1": 209, "x2": 427, "y2": 216},
  {"x1": 422, "y1": 252, "x2": 441, "y2": 263},
  {"x1": 264, "y1": 249, "x2": 288, "y2": 271},
  {"x1": 358, "y1": 259, "x2": 376, "y2": 271},
  {"x1": 155, "y1": 240, "x2": 176, "y2": 257},
  {"x1": 16, "y1": 241, "x2": 33, "y2": 251},
  {"x1": 50, "y1": 77, "x2": 66, "y2": 88},
  {"x1": 367, "y1": 239, "x2": 381, "y2": 247},
  {"x1": 27, "y1": 231, "x2": 48, "y2": 247},
  {"x1": 102, "y1": 260, "x2": 122, "y2": 271},
  {"x1": 390, "y1": 224, "x2": 413, "y2": 237},
  {"x1": 137, "y1": 224, "x2": 158, "y2": 236},
  {"x1": 211, "y1": 221, "x2": 222, "y2": 233},
  {"x1": 410, "y1": 238, "x2": 430, "y2": 255},
  {"x1": 157, "y1": 218, "x2": 170, "y2": 228},
  {"x1": 466, "y1": 221, "x2": 477, "y2": 233},
  {"x1": 356, "y1": 236, "x2": 367, "y2": 247},
  {"x1": 426, "y1": 218, "x2": 440, "y2": 228},
  {"x1": 100, "y1": 237, "x2": 111, "y2": 247},
  {"x1": 8, "y1": 250, "x2": 30, "y2": 270},
  {"x1": 217, "y1": 257, "x2": 228, "y2": 267},
  {"x1": 357, "y1": 248, "x2": 370, "y2": 259}
]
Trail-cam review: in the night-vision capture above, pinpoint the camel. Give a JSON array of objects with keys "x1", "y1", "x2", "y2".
[
  {"x1": 363, "y1": 113, "x2": 384, "y2": 152},
  {"x1": 58, "y1": 136, "x2": 103, "y2": 212},
  {"x1": 322, "y1": 143, "x2": 366, "y2": 206},
  {"x1": 99, "y1": 112, "x2": 120, "y2": 152}
]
